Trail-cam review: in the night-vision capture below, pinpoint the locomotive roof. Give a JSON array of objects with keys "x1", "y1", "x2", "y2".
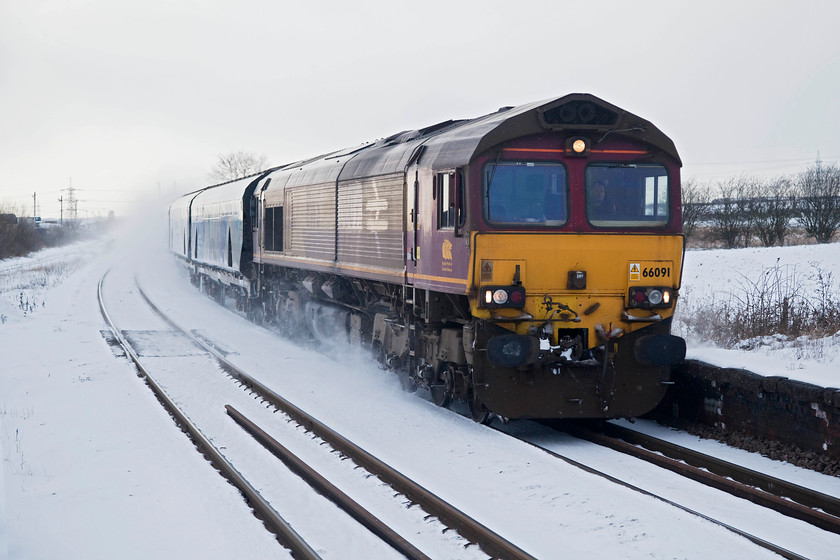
[
  {"x1": 261, "y1": 93, "x2": 680, "y2": 194},
  {"x1": 171, "y1": 168, "x2": 279, "y2": 210},
  {"x1": 192, "y1": 174, "x2": 260, "y2": 205}
]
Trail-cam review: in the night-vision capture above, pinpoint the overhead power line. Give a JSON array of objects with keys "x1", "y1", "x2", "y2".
[{"x1": 686, "y1": 155, "x2": 839, "y2": 167}]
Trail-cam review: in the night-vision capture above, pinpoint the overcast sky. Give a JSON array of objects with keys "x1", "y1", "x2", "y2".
[{"x1": 2, "y1": 0, "x2": 839, "y2": 219}]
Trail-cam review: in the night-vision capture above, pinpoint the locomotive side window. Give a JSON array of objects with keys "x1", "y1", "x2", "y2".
[
  {"x1": 484, "y1": 162, "x2": 568, "y2": 226},
  {"x1": 264, "y1": 206, "x2": 284, "y2": 252},
  {"x1": 264, "y1": 205, "x2": 273, "y2": 249},
  {"x1": 436, "y1": 172, "x2": 456, "y2": 229},
  {"x1": 435, "y1": 171, "x2": 465, "y2": 231},
  {"x1": 227, "y1": 229, "x2": 233, "y2": 267},
  {"x1": 586, "y1": 163, "x2": 670, "y2": 227}
]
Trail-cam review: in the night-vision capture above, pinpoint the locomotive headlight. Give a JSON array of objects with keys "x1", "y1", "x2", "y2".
[
  {"x1": 628, "y1": 287, "x2": 674, "y2": 309},
  {"x1": 566, "y1": 136, "x2": 590, "y2": 156},
  {"x1": 479, "y1": 285, "x2": 527, "y2": 309},
  {"x1": 647, "y1": 289, "x2": 664, "y2": 305}
]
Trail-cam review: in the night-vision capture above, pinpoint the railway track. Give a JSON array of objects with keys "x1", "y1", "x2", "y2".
[
  {"x1": 104, "y1": 263, "x2": 840, "y2": 558},
  {"x1": 133, "y1": 275, "x2": 537, "y2": 560},
  {"x1": 502, "y1": 419, "x2": 839, "y2": 560},
  {"x1": 100, "y1": 269, "x2": 537, "y2": 560},
  {"x1": 98, "y1": 271, "x2": 320, "y2": 559},
  {"x1": 572, "y1": 422, "x2": 840, "y2": 534},
  {"x1": 502, "y1": 428, "x2": 809, "y2": 560}
]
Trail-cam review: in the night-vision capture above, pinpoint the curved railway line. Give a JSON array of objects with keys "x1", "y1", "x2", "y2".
[
  {"x1": 99, "y1": 266, "x2": 840, "y2": 560},
  {"x1": 99, "y1": 269, "x2": 536, "y2": 560},
  {"x1": 98, "y1": 271, "x2": 320, "y2": 559}
]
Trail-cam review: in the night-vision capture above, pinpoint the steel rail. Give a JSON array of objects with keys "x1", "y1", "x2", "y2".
[
  {"x1": 605, "y1": 423, "x2": 840, "y2": 515},
  {"x1": 507, "y1": 426, "x2": 810, "y2": 560},
  {"x1": 135, "y1": 277, "x2": 538, "y2": 560},
  {"x1": 98, "y1": 270, "x2": 321, "y2": 560},
  {"x1": 225, "y1": 405, "x2": 431, "y2": 560},
  {"x1": 573, "y1": 423, "x2": 840, "y2": 535}
]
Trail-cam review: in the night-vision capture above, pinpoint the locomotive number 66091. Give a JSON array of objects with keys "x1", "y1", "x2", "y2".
[{"x1": 643, "y1": 267, "x2": 671, "y2": 278}]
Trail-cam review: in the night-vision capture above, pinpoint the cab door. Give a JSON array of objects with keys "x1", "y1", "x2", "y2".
[
  {"x1": 411, "y1": 168, "x2": 469, "y2": 293},
  {"x1": 406, "y1": 168, "x2": 420, "y2": 285},
  {"x1": 405, "y1": 146, "x2": 426, "y2": 286}
]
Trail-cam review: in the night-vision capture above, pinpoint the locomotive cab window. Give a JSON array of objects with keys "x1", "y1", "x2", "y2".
[
  {"x1": 436, "y1": 171, "x2": 464, "y2": 230},
  {"x1": 484, "y1": 161, "x2": 568, "y2": 226},
  {"x1": 586, "y1": 163, "x2": 670, "y2": 227}
]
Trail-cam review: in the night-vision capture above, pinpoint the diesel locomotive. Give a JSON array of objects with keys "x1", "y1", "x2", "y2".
[{"x1": 169, "y1": 93, "x2": 686, "y2": 423}]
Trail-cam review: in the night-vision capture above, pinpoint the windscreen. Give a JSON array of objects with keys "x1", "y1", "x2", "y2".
[
  {"x1": 484, "y1": 162, "x2": 568, "y2": 226},
  {"x1": 586, "y1": 163, "x2": 670, "y2": 227}
]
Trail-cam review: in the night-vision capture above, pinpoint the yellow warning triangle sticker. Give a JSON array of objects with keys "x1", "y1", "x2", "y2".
[{"x1": 630, "y1": 264, "x2": 639, "y2": 273}]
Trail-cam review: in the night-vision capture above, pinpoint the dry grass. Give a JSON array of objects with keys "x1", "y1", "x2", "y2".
[{"x1": 677, "y1": 260, "x2": 840, "y2": 347}]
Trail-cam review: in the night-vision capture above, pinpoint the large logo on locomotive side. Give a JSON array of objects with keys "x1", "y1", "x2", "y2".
[{"x1": 442, "y1": 239, "x2": 453, "y2": 261}]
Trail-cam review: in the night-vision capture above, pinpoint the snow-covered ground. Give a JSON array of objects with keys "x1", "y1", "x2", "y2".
[
  {"x1": 0, "y1": 236, "x2": 283, "y2": 559},
  {"x1": 676, "y1": 243, "x2": 840, "y2": 387},
  {"x1": 2, "y1": 213, "x2": 839, "y2": 559}
]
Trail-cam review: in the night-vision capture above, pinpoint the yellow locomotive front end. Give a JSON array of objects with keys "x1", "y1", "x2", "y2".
[
  {"x1": 468, "y1": 232, "x2": 685, "y2": 419},
  {"x1": 465, "y1": 132, "x2": 685, "y2": 420}
]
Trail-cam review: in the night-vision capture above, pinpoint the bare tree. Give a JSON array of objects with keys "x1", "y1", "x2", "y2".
[
  {"x1": 0, "y1": 204, "x2": 42, "y2": 258},
  {"x1": 711, "y1": 176, "x2": 757, "y2": 248},
  {"x1": 0, "y1": 211, "x2": 18, "y2": 258},
  {"x1": 209, "y1": 151, "x2": 268, "y2": 182},
  {"x1": 752, "y1": 176, "x2": 794, "y2": 247},
  {"x1": 681, "y1": 178, "x2": 712, "y2": 242},
  {"x1": 796, "y1": 162, "x2": 840, "y2": 243}
]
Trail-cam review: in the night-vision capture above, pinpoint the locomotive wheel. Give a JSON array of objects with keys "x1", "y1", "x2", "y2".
[
  {"x1": 388, "y1": 355, "x2": 417, "y2": 393},
  {"x1": 429, "y1": 364, "x2": 454, "y2": 408},
  {"x1": 277, "y1": 305, "x2": 293, "y2": 337},
  {"x1": 467, "y1": 388, "x2": 493, "y2": 425},
  {"x1": 372, "y1": 341, "x2": 386, "y2": 369},
  {"x1": 254, "y1": 305, "x2": 265, "y2": 325},
  {"x1": 398, "y1": 367, "x2": 417, "y2": 393}
]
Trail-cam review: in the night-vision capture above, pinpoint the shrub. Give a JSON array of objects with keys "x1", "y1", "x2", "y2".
[{"x1": 677, "y1": 262, "x2": 840, "y2": 346}]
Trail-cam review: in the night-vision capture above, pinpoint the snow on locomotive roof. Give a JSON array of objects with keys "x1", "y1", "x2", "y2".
[{"x1": 192, "y1": 173, "x2": 261, "y2": 206}]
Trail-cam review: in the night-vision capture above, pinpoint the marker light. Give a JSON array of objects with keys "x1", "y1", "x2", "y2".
[
  {"x1": 479, "y1": 285, "x2": 527, "y2": 309},
  {"x1": 492, "y1": 289, "x2": 509, "y2": 305},
  {"x1": 628, "y1": 287, "x2": 674, "y2": 309},
  {"x1": 572, "y1": 139, "x2": 587, "y2": 153}
]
